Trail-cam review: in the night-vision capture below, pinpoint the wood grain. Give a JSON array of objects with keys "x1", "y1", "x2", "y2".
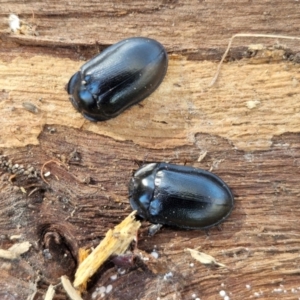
[
  {"x1": 1, "y1": 1, "x2": 300, "y2": 299},
  {"x1": 0, "y1": 54, "x2": 299, "y2": 151},
  {"x1": 1, "y1": 1, "x2": 300, "y2": 57},
  {"x1": 1, "y1": 128, "x2": 300, "y2": 299}
]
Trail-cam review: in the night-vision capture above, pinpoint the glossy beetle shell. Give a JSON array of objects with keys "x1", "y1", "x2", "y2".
[
  {"x1": 129, "y1": 163, "x2": 234, "y2": 229},
  {"x1": 67, "y1": 37, "x2": 168, "y2": 121}
]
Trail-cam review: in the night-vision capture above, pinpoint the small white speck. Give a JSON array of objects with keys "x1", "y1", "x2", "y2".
[
  {"x1": 221, "y1": 283, "x2": 225, "y2": 287},
  {"x1": 246, "y1": 284, "x2": 251, "y2": 289},
  {"x1": 8, "y1": 14, "x2": 20, "y2": 32},
  {"x1": 273, "y1": 288, "x2": 283, "y2": 293},
  {"x1": 151, "y1": 251, "x2": 159, "y2": 259},
  {"x1": 106, "y1": 284, "x2": 112, "y2": 294},
  {"x1": 97, "y1": 286, "x2": 106, "y2": 294},
  {"x1": 110, "y1": 274, "x2": 117, "y2": 281},
  {"x1": 192, "y1": 294, "x2": 196, "y2": 298},
  {"x1": 195, "y1": 298, "x2": 200, "y2": 300},
  {"x1": 219, "y1": 290, "x2": 226, "y2": 297},
  {"x1": 224, "y1": 296, "x2": 230, "y2": 300},
  {"x1": 118, "y1": 268, "x2": 126, "y2": 275},
  {"x1": 190, "y1": 263, "x2": 194, "y2": 267},
  {"x1": 154, "y1": 177, "x2": 162, "y2": 186},
  {"x1": 92, "y1": 285, "x2": 107, "y2": 299},
  {"x1": 254, "y1": 292, "x2": 260, "y2": 297},
  {"x1": 163, "y1": 272, "x2": 173, "y2": 280},
  {"x1": 44, "y1": 171, "x2": 51, "y2": 177},
  {"x1": 157, "y1": 298, "x2": 161, "y2": 300},
  {"x1": 246, "y1": 99, "x2": 260, "y2": 109}
]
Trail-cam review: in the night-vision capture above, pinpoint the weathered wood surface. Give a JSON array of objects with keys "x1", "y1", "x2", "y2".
[{"x1": 1, "y1": 1, "x2": 300, "y2": 299}]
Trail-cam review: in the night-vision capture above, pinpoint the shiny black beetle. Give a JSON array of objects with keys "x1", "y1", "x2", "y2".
[
  {"x1": 67, "y1": 37, "x2": 168, "y2": 121},
  {"x1": 129, "y1": 163, "x2": 234, "y2": 229}
]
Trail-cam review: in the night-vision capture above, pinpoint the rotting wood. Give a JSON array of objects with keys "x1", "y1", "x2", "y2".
[
  {"x1": 1, "y1": 1, "x2": 300, "y2": 299},
  {"x1": 1, "y1": 128, "x2": 300, "y2": 299}
]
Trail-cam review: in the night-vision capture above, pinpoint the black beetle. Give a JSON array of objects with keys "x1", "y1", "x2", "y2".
[
  {"x1": 129, "y1": 163, "x2": 234, "y2": 230},
  {"x1": 67, "y1": 37, "x2": 168, "y2": 121}
]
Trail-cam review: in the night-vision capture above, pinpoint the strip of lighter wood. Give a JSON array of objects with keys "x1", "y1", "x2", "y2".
[
  {"x1": 61, "y1": 276, "x2": 83, "y2": 300},
  {"x1": 44, "y1": 284, "x2": 55, "y2": 300},
  {"x1": 0, "y1": 241, "x2": 31, "y2": 260},
  {"x1": 1, "y1": 53, "x2": 299, "y2": 151}
]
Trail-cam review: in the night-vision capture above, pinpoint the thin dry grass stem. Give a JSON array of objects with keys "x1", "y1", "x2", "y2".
[
  {"x1": 40, "y1": 159, "x2": 68, "y2": 185},
  {"x1": 209, "y1": 33, "x2": 300, "y2": 87}
]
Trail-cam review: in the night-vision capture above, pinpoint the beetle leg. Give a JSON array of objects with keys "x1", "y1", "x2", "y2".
[
  {"x1": 133, "y1": 159, "x2": 142, "y2": 168},
  {"x1": 148, "y1": 224, "x2": 163, "y2": 236}
]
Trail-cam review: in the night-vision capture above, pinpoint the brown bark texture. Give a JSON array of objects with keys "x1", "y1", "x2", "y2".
[{"x1": 1, "y1": 1, "x2": 300, "y2": 299}]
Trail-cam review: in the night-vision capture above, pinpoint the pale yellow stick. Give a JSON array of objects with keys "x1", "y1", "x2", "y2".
[
  {"x1": 44, "y1": 284, "x2": 55, "y2": 300},
  {"x1": 73, "y1": 211, "x2": 141, "y2": 288},
  {"x1": 0, "y1": 241, "x2": 31, "y2": 260},
  {"x1": 61, "y1": 276, "x2": 83, "y2": 300}
]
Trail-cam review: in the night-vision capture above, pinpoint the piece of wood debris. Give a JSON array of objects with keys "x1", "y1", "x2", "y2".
[
  {"x1": 185, "y1": 248, "x2": 226, "y2": 268},
  {"x1": 73, "y1": 211, "x2": 141, "y2": 288},
  {"x1": 78, "y1": 248, "x2": 90, "y2": 264},
  {"x1": 197, "y1": 150, "x2": 207, "y2": 162},
  {"x1": 44, "y1": 284, "x2": 55, "y2": 300},
  {"x1": 20, "y1": 186, "x2": 26, "y2": 194},
  {"x1": 8, "y1": 14, "x2": 20, "y2": 32},
  {"x1": 246, "y1": 100, "x2": 261, "y2": 109},
  {"x1": 61, "y1": 276, "x2": 83, "y2": 300},
  {"x1": 0, "y1": 249, "x2": 18, "y2": 260},
  {"x1": 0, "y1": 241, "x2": 31, "y2": 260},
  {"x1": 28, "y1": 275, "x2": 40, "y2": 300},
  {"x1": 9, "y1": 234, "x2": 22, "y2": 240},
  {"x1": 248, "y1": 44, "x2": 265, "y2": 51},
  {"x1": 76, "y1": 248, "x2": 91, "y2": 292},
  {"x1": 22, "y1": 102, "x2": 39, "y2": 114}
]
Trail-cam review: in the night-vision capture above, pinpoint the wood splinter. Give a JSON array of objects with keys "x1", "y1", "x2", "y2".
[{"x1": 73, "y1": 211, "x2": 141, "y2": 289}]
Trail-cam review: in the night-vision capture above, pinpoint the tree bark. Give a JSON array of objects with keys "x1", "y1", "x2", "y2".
[{"x1": 1, "y1": 1, "x2": 300, "y2": 299}]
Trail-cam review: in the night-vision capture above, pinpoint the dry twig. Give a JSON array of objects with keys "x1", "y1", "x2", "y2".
[{"x1": 210, "y1": 33, "x2": 300, "y2": 87}]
